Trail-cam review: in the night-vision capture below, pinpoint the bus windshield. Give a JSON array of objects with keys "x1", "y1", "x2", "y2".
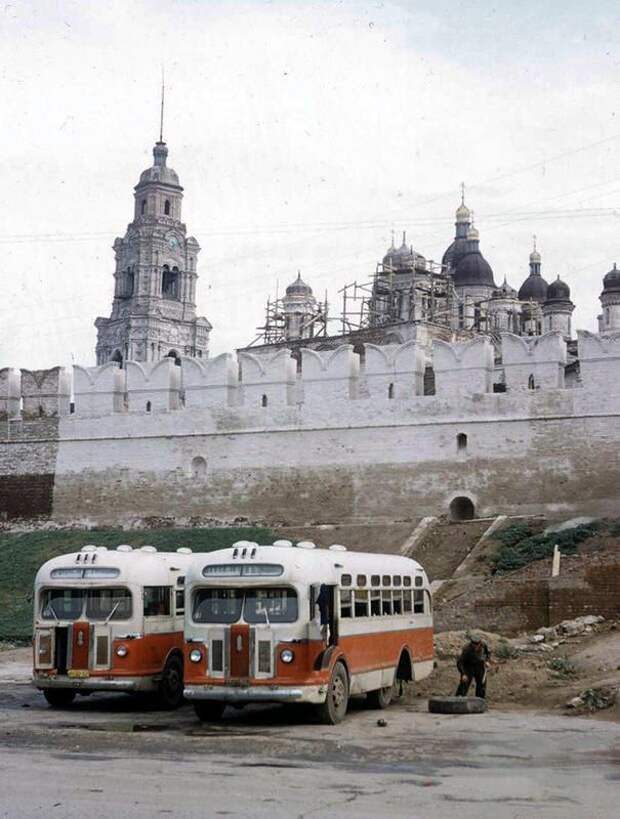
[
  {"x1": 41, "y1": 588, "x2": 132, "y2": 621},
  {"x1": 41, "y1": 589, "x2": 83, "y2": 621},
  {"x1": 193, "y1": 587, "x2": 298, "y2": 624},
  {"x1": 86, "y1": 588, "x2": 132, "y2": 620}
]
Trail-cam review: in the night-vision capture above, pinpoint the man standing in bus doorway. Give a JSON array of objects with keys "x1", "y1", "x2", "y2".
[{"x1": 455, "y1": 634, "x2": 490, "y2": 698}]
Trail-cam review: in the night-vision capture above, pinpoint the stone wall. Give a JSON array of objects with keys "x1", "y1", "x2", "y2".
[{"x1": 1, "y1": 332, "x2": 620, "y2": 527}]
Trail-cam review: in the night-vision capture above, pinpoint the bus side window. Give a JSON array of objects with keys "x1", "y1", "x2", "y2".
[
  {"x1": 354, "y1": 590, "x2": 369, "y2": 617},
  {"x1": 403, "y1": 576, "x2": 412, "y2": 588},
  {"x1": 403, "y1": 589, "x2": 412, "y2": 613},
  {"x1": 340, "y1": 589, "x2": 352, "y2": 618},
  {"x1": 393, "y1": 589, "x2": 403, "y2": 615},
  {"x1": 382, "y1": 590, "x2": 392, "y2": 615},
  {"x1": 175, "y1": 589, "x2": 185, "y2": 615},
  {"x1": 413, "y1": 589, "x2": 424, "y2": 614},
  {"x1": 370, "y1": 588, "x2": 381, "y2": 615},
  {"x1": 144, "y1": 586, "x2": 171, "y2": 616}
]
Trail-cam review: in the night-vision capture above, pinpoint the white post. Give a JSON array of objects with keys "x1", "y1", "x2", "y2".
[{"x1": 551, "y1": 544, "x2": 561, "y2": 577}]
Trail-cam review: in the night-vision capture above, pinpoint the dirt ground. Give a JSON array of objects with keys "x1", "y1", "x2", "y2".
[{"x1": 414, "y1": 621, "x2": 620, "y2": 721}]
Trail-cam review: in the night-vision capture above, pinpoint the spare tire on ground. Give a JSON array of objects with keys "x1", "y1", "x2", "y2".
[{"x1": 428, "y1": 696, "x2": 487, "y2": 714}]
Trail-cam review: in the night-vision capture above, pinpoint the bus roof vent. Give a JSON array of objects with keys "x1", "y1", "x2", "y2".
[
  {"x1": 272, "y1": 540, "x2": 293, "y2": 548},
  {"x1": 176, "y1": 547, "x2": 192, "y2": 554},
  {"x1": 232, "y1": 540, "x2": 252, "y2": 549},
  {"x1": 96, "y1": 546, "x2": 108, "y2": 552},
  {"x1": 329, "y1": 544, "x2": 347, "y2": 552},
  {"x1": 81, "y1": 544, "x2": 97, "y2": 552},
  {"x1": 116, "y1": 544, "x2": 133, "y2": 552},
  {"x1": 140, "y1": 546, "x2": 157, "y2": 553},
  {"x1": 297, "y1": 541, "x2": 316, "y2": 550}
]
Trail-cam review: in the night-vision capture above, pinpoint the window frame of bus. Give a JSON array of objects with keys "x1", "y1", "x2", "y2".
[
  {"x1": 143, "y1": 586, "x2": 172, "y2": 617},
  {"x1": 201, "y1": 564, "x2": 284, "y2": 578},
  {"x1": 85, "y1": 587, "x2": 133, "y2": 621}
]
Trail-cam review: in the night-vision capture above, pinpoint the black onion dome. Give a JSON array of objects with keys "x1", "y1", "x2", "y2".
[
  {"x1": 603, "y1": 263, "x2": 620, "y2": 292},
  {"x1": 546, "y1": 276, "x2": 570, "y2": 301},
  {"x1": 286, "y1": 272, "x2": 313, "y2": 296},
  {"x1": 453, "y1": 252, "x2": 495, "y2": 287},
  {"x1": 518, "y1": 273, "x2": 548, "y2": 302}
]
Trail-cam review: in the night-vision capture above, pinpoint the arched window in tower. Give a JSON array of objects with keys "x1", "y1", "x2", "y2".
[
  {"x1": 126, "y1": 268, "x2": 134, "y2": 297},
  {"x1": 162, "y1": 265, "x2": 179, "y2": 299},
  {"x1": 261, "y1": 394, "x2": 268, "y2": 407},
  {"x1": 167, "y1": 350, "x2": 181, "y2": 366},
  {"x1": 457, "y1": 433, "x2": 468, "y2": 451},
  {"x1": 528, "y1": 374, "x2": 536, "y2": 390},
  {"x1": 164, "y1": 199, "x2": 171, "y2": 216},
  {"x1": 424, "y1": 366, "x2": 436, "y2": 396},
  {"x1": 111, "y1": 350, "x2": 123, "y2": 369},
  {"x1": 388, "y1": 383, "x2": 394, "y2": 399},
  {"x1": 141, "y1": 199, "x2": 146, "y2": 215}
]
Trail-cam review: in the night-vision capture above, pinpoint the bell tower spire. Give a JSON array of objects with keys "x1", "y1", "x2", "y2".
[{"x1": 159, "y1": 67, "x2": 165, "y2": 144}]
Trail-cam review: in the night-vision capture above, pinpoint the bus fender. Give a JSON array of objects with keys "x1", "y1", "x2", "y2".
[
  {"x1": 315, "y1": 646, "x2": 348, "y2": 679},
  {"x1": 162, "y1": 647, "x2": 184, "y2": 671},
  {"x1": 396, "y1": 646, "x2": 414, "y2": 682}
]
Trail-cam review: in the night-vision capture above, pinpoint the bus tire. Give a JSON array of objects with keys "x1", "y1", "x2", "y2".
[
  {"x1": 194, "y1": 701, "x2": 225, "y2": 722},
  {"x1": 316, "y1": 661, "x2": 349, "y2": 725},
  {"x1": 43, "y1": 689, "x2": 76, "y2": 708},
  {"x1": 156, "y1": 656, "x2": 184, "y2": 710},
  {"x1": 428, "y1": 696, "x2": 487, "y2": 715},
  {"x1": 367, "y1": 682, "x2": 393, "y2": 709}
]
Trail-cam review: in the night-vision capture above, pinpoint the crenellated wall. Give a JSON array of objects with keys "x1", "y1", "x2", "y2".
[{"x1": 2, "y1": 333, "x2": 620, "y2": 526}]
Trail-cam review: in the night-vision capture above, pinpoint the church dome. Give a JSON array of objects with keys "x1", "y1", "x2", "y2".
[
  {"x1": 136, "y1": 142, "x2": 181, "y2": 189},
  {"x1": 518, "y1": 272, "x2": 548, "y2": 302},
  {"x1": 603, "y1": 263, "x2": 620, "y2": 292},
  {"x1": 285, "y1": 273, "x2": 313, "y2": 296},
  {"x1": 456, "y1": 202, "x2": 471, "y2": 223},
  {"x1": 493, "y1": 277, "x2": 518, "y2": 299},
  {"x1": 453, "y1": 252, "x2": 495, "y2": 288},
  {"x1": 546, "y1": 276, "x2": 570, "y2": 301}
]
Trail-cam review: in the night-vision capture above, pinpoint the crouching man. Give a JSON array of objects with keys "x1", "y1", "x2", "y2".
[{"x1": 455, "y1": 634, "x2": 490, "y2": 698}]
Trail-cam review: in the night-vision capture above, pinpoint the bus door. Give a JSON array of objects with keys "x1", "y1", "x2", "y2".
[{"x1": 311, "y1": 584, "x2": 338, "y2": 646}]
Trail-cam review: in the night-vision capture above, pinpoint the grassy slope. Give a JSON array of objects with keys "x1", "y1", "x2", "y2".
[{"x1": 0, "y1": 527, "x2": 274, "y2": 641}]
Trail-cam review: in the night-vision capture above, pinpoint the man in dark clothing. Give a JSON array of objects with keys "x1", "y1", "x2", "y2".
[{"x1": 455, "y1": 634, "x2": 490, "y2": 698}]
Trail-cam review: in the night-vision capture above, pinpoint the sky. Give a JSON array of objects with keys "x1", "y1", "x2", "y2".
[{"x1": 1, "y1": 0, "x2": 620, "y2": 368}]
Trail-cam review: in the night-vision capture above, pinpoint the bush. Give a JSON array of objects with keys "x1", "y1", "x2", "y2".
[
  {"x1": 493, "y1": 522, "x2": 601, "y2": 573},
  {"x1": 493, "y1": 522, "x2": 535, "y2": 548},
  {"x1": 548, "y1": 656, "x2": 577, "y2": 678}
]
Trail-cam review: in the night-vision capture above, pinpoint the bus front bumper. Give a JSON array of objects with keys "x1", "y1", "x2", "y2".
[
  {"x1": 184, "y1": 683, "x2": 327, "y2": 705},
  {"x1": 33, "y1": 674, "x2": 154, "y2": 693}
]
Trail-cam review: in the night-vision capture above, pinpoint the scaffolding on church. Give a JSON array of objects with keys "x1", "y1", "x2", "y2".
[
  {"x1": 246, "y1": 291, "x2": 330, "y2": 347},
  {"x1": 338, "y1": 258, "x2": 457, "y2": 333}
]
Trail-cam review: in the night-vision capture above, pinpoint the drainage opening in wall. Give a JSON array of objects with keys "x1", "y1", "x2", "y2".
[{"x1": 450, "y1": 496, "x2": 475, "y2": 521}]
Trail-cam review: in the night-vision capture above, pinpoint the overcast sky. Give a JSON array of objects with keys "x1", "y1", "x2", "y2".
[{"x1": 2, "y1": 0, "x2": 620, "y2": 369}]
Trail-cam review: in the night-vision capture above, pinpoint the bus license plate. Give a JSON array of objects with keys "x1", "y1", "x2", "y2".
[{"x1": 68, "y1": 670, "x2": 89, "y2": 679}]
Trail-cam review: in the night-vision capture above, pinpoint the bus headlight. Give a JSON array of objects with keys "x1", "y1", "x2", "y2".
[
  {"x1": 115, "y1": 645, "x2": 128, "y2": 658},
  {"x1": 280, "y1": 649, "x2": 294, "y2": 664},
  {"x1": 189, "y1": 649, "x2": 203, "y2": 663}
]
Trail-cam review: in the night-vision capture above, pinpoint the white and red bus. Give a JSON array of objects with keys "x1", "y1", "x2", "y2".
[
  {"x1": 33, "y1": 544, "x2": 194, "y2": 708},
  {"x1": 184, "y1": 540, "x2": 433, "y2": 724}
]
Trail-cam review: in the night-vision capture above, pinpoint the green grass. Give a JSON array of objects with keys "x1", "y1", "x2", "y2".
[
  {"x1": 492, "y1": 521, "x2": 603, "y2": 573},
  {"x1": 0, "y1": 526, "x2": 274, "y2": 641}
]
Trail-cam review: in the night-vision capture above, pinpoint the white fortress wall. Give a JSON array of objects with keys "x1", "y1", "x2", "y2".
[
  {"x1": 0, "y1": 368, "x2": 22, "y2": 419},
  {"x1": 180, "y1": 353, "x2": 238, "y2": 408},
  {"x1": 578, "y1": 331, "x2": 620, "y2": 393},
  {"x1": 432, "y1": 337, "x2": 494, "y2": 396},
  {"x1": 501, "y1": 331, "x2": 566, "y2": 391},
  {"x1": 2, "y1": 334, "x2": 620, "y2": 525},
  {"x1": 238, "y1": 349, "x2": 297, "y2": 407}
]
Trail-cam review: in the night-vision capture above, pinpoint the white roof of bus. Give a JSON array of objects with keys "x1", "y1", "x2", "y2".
[
  {"x1": 186, "y1": 541, "x2": 427, "y2": 586},
  {"x1": 35, "y1": 546, "x2": 196, "y2": 587}
]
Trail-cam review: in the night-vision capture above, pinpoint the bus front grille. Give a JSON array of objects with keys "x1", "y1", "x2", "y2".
[
  {"x1": 257, "y1": 640, "x2": 272, "y2": 675},
  {"x1": 211, "y1": 639, "x2": 224, "y2": 672}
]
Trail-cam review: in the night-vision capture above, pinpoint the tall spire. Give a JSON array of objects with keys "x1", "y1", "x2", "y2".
[
  {"x1": 159, "y1": 67, "x2": 165, "y2": 143},
  {"x1": 460, "y1": 181, "x2": 465, "y2": 206}
]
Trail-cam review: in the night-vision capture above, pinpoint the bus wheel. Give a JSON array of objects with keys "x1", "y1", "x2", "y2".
[
  {"x1": 157, "y1": 657, "x2": 184, "y2": 709},
  {"x1": 193, "y1": 701, "x2": 225, "y2": 722},
  {"x1": 43, "y1": 689, "x2": 76, "y2": 708},
  {"x1": 316, "y1": 661, "x2": 349, "y2": 725}
]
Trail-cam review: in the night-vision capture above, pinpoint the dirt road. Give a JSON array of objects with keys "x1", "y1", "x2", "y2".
[{"x1": 0, "y1": 652, "x2": 618, "y2": 819}]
